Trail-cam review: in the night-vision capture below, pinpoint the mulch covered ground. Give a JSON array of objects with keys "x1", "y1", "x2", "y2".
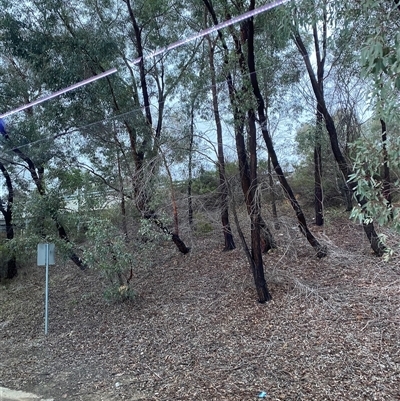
[{"x1": 0, "y1": 215, "x2": 399, "y2": 400}]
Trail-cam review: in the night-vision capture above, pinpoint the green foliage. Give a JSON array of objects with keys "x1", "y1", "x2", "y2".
[
  {"x1": 194, "y1": 216, "x2": 213, "y2": 235},
  {"x1": 293, "y1": 121, "x2": 346, "y2": 206},
  {"x1": 83, "y1": 218, "x2": 135, "y2": 302},
  {"x1": 357, "y1": 2, "x2": 400, "y2": 121},
  {"x1": 349, "y1": 136, "x2": 400, "y2": 231},
  {"x1": 0, "y1": 242, "x2": 11, "y2": 278},
  {"x1": 191, "y1": 167, "x2": 219, "y2": 195}
]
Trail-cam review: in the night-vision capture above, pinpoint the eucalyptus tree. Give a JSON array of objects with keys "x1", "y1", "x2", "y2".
[
  {"x1": 344, "y1": 0, "x2": 400, "y2": 231},
  {"x1": 289, "y1": 0, "x2": 386, "y2": 256},
  {"x1": 1, "y1": 0, "x2": 201, "y2": 254},
  {"x1": 203, "y1": 0, "x2": 326, "y2": 258},
  {"x1": 207, "y1": 35, "x2": 236, "y2": 251},
  {"x1": 0, "y1": 8, "x2": 91, "y2": 270}
]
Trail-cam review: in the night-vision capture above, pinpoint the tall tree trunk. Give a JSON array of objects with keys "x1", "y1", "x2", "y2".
[
  {"x1": 116, "y1": 149, "x2": 129, "y2": 239},
  {"x1": 188, "y1": 105, "x2": 194, "y2": 230},
  {"x1": 124, "y1": 0, "x2": 191, "y2": 253},
  {"x1": 0, "y1": 161, "x2": 17, "y2": 278},
  {"x1": 234, "y1": 115, "x2": 275, "y2": 252},
  {"x1": 315, "y1": 108, "x2": 324, "y2": 226},
  {"x1": 158, "y1": 147, "x2": 191, "y2": 254},
  {"x1": 248, "y1": 110, "x2": 272, "y2": 303},
  {"x1": 203, "y1": 1, "x2": 275, "y2": 252},
  {"x1": 208, "y1": 37, "x2": 235, "y2": 251},
  {"x1": 380, "y1": 119, "x2": 392, "y2": 208},
  {"x1": 293, "y1": 29, "x2": 385, "y2": 256},
  {"x1": 313, "y1": 14, "x2": 326, "y2": 226},
  {"x1": 245, "y1": 12, "x2": 326, "y2": 258},
  {"x1": 268, "y1": 155, "x2": 279, "y2": 227},
  {"x1": 203, "y1": 0, "x2": 273, "y2": 300}
]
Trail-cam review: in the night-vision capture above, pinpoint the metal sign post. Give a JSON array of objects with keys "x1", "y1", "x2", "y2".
[{"x1": 37, "y1": 243, "x2": 55, "y2": 335}]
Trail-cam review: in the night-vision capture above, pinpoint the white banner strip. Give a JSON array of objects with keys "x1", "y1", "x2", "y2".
[
  {"x1": 0, "y1": 68, "x2": 117, "y2": 119},
  {"x1": 130, "y1": 0, "x2": 291, "y2": 65},
  {"x1": 0, "y1": 0, "x2": 291, "y2": 119}
]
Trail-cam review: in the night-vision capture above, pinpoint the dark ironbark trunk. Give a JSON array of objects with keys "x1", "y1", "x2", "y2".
[
  {"x1": 0, "y1": 161, "x2": 17, "y2": 278},
  {"x1": 208, "y1": 37, "x2": 235, "y2": 251},
  {"x1": 340, "y1": 173, "x2": 353, "y2": 212},
  {"x1": 55, "y1": 220, "x2": 88, "y2": 269},
  {"x1": 313, "y1": 14, "x2": 326, "y2": 226},
  {"x1": 248, "y1": 110, "x2": 272, "y2": 303},
  {"x1": 268, "y1": 156, "x2": 279, "y2": 229},
  {"x1": 245, "y1": 15, "x2": 326, "y2": 258},
  {"x1": 116, "y1": 149, "x2": 128, "y2": 239},
  {"x1": 204, "y1": 0, "x2": 275, "y2": 252},
  {"x1": 315, "y1": 109, "x2": 324, "y2": 226},
  {"x1": 188, "y1": 106, "x2": 194, "y2": 229},
  {"x1": 147, "y1": 213, "x2": 190, "y2": 254},
  {"x1": 293, "y1": 29, "x2": 385, "y2": 256},
  {"x1": 234, "y1": 118, "x2": 275, "y2": 252},
  {"x1": 5, "y1": 211, "x2": 17, "y2": 278},
  {"x1": 125, "y1": 0, "x2": 191, "y2": 254},
  {"x1": 203, "y1": 0, "x2": 272, "y2": 300}
]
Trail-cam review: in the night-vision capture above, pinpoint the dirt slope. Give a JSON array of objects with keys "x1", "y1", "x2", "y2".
[{"x1": 1, "y1": 218, "x2": 399, "y2": 400}]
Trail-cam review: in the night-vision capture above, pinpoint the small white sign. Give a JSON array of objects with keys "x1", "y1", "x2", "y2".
[{"x1": 37, "y1": 243, "x2": 56, "y2": 266}]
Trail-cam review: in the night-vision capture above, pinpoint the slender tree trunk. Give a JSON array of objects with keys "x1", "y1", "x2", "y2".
[
  {"x1": 5, "y1": 211, "x2": 17, "y2": 279},
  {"x1": 208, "y1": 37, "x2": 235, "y2": 251},
  {"x1": 188, "y1": 106, "x2": 194, "y2": 229},
  {"x1": 245, "y1": 14, "x2": 326, "y2": 257},
  {"x1": 234, "y1": 116, "x2": 275, "y2": 252},
  {"x1": 116, "y1": 149, "x2": 129, "y2": 239},
  {"x1": 315, "y1": 108, "x2": 324, "y2": 226},
  {"x1": 158, "y1": 147, "x2": 191, "y2": 254},
  {"x1": 313, "y1": 15, "x2": 326, "y2": 226},
  {"x1": 230, "y1": 183, "x2": 253, "y2": 268},
  {"x1": 268, "y1": 155, "x2": 279, "y2": 229},
  {"x1": 293, "y1": 29, "x2": 385, "y2": 256},
  {"x1": 248, "y1": 110, "x2": 272, "y2": 303},
  {"x1": 203, "y1": 0, "x2": 273, "y2": 300},
  {"x1": 0, "y1": 161, "x2": 17, "y2": 278}
]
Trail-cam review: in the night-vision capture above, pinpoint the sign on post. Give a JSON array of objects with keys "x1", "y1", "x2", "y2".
[
  {"x1": 37, "y1": 243, "x2": 55, "y2": 266},
  {"x1": 37, "y1": 243, "x2": 55, "y2": 335}
]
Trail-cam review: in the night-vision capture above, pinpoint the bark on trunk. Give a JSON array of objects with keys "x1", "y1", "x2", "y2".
[
  {"x1": 148, "y1": 214, "x2": 190, "y2": 254},
  {"x1": 293, "y1": 29, "x2": 385, "y2": 256},
  {"x1": 248, "y1": 110, "x2": 272, "y2": 303},
  {"x1": 208, "y1": 37, "x2": 235, "y2": 251},
  {"x1": 5, "y1": 213, "x2": 16, "y2": 278},
  {"x1": 188, "y1": 106, "x2": 194, "y2": 229},
  {"x1": 246, "y1": 16, "x2": 326, "y2": 258},
  {"x1": 55, "y1": 220, "x2": 88, "y2": 269},
  {"x1": 268, "y1": 156, "x2": 279, "y2": 229},
  {"x1": 315, "y1": 109, "x2": 324, "y2": 226},
  {"x1": 204, "y1": 0, "x2": 275, "y2": 251},
  {"x1": 203, "y1": 0, "x2": 272, "y2": 301},
  {"x1": 0, "y1": 161, "x2": 17, "y2": 278}
]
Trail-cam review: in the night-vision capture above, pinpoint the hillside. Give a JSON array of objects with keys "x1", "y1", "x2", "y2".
[{"x1": 0, "y1": 215, "x2": 399, "y2": 401}]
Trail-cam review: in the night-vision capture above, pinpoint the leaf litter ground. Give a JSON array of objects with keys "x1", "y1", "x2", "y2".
[{"x1": 0, "y1": 216, "x2": 399, "y2": 401}]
